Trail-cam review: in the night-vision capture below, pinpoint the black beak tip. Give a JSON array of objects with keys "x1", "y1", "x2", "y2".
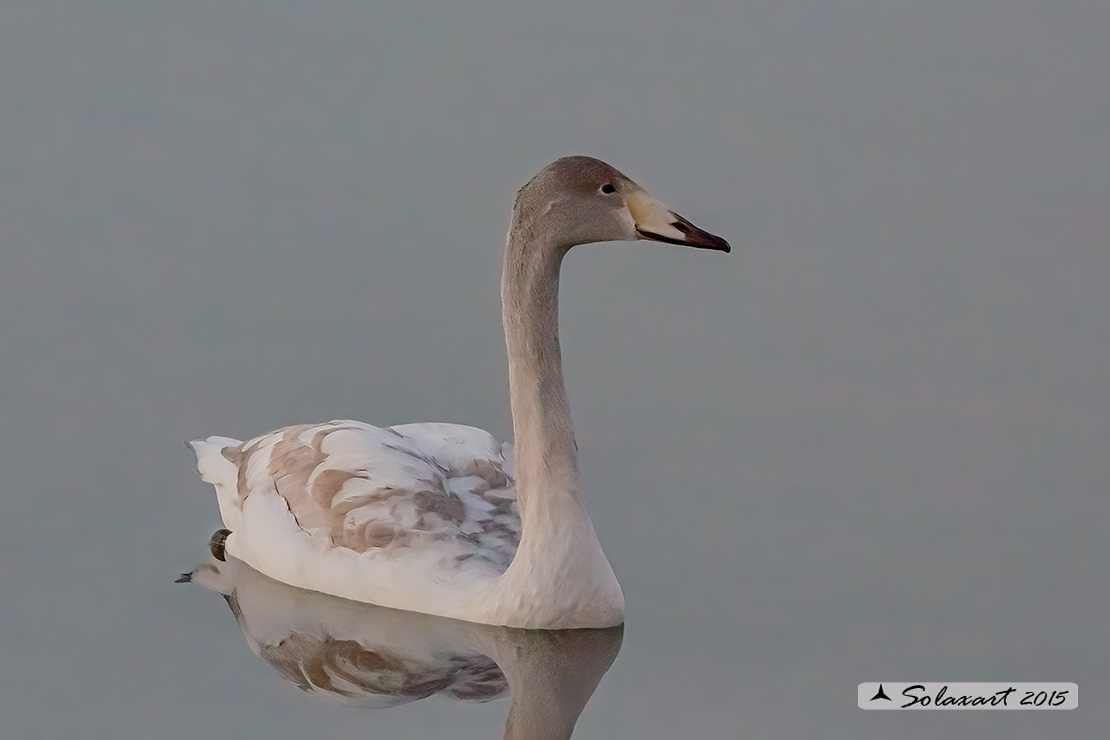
[
  {"x1": 175, "y1": 572, "x2": 192, "y2": 584},
  {"x1": 692, "y1": 232, "x2": 731, "y2": 253},
  {"x1": 668, "y1": 215, "x2": 730, "y2": 253}
]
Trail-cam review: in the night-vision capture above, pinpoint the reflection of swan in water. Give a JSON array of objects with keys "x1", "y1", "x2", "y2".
[
  {"x1": 187, "y1": 156, "x2": 728, "y2": 629},
  {"x1": 178, "y1": 537, "x2": 623, "y2": 739}
]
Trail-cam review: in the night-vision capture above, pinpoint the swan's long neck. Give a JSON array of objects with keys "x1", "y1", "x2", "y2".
[
  {"x1": 488, "y1": 224, "x2": 624, "y2": 629},
  {"x1": 501, "y1": 232, "x2": 579, "y2": 505}
]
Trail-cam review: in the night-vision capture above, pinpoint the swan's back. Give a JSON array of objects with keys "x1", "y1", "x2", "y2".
[{"x1": 190, "y1": 420, "x2": 521, "y2": 613}]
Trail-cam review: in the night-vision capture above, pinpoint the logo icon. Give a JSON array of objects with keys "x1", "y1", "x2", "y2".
[{"x1": 869, "y1": 684, "x2": 891, "y2": 702}]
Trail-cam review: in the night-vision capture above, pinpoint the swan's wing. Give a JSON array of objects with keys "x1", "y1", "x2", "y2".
[{"x1": 194, "y1": 420, "x2": 520, "y2": 579}]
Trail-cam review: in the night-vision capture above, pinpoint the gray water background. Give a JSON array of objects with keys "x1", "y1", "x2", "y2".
[{"x1": 2, "y1": 2, "x2": 1107, "y2": 737}]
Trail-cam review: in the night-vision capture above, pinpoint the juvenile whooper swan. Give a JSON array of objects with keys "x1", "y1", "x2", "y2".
[{"x1": 189, "y1": 156, "x2": 729, "y2": 630}]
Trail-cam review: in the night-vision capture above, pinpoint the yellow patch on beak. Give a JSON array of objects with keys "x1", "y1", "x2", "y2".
[{"x1": 625, "y1": 189, "x2": 680, "y2": 241}]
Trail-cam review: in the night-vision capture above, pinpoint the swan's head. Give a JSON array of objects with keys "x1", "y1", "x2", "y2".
[{"x1": 512, "y1": 156, "x2": 730, "y2": 253}]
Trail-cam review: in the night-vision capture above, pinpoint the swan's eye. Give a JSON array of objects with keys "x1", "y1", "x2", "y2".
[{"x1": 600, "y1": 183, "x2": 617, "y2": 194}]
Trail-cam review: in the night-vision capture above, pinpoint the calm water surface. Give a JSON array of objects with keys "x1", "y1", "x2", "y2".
[
  {"x1": 3, "y1": 2, "x2": 1107, "y2": 738},
  {"x1": 178, "y1": 543, "x2": 622, "y2": 739}
]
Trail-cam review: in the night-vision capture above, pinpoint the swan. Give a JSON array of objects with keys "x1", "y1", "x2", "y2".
[{"x1": 188, "y1": 156, "x2": 729, "y2": 630}]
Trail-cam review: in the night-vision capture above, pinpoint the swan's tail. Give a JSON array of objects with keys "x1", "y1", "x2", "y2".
[{"x1": 186, "y1": 436, "x2": 243, "y2": 531}]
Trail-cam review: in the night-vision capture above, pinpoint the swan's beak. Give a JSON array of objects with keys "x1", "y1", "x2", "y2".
[{"x1": 626, "y1": 189, "x2": 730, "y2": 253}]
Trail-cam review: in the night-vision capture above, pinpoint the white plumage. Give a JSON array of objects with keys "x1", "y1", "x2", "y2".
[{"x1": 190, "y1": 421, "x2": 519, "y2": 617}]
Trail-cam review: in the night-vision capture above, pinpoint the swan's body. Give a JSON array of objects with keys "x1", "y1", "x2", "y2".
[{"x1": 190, "y1": 156, "x2": 728, "y2": 629}]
